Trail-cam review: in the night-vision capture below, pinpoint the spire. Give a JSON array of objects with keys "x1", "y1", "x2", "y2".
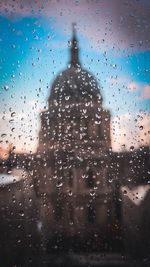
[{"x1": 70, "y1": 23, "x2": 80, "y2": 67}]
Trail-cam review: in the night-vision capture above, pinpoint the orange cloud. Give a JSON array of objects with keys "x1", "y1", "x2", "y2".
[
  {"x1": 0, "y1": 146, "x2": 10, "y2": 159},
  {"x1": 142, "y1": 85, "x2": 150, "y2": 99},
  {"x1": 128, "y1": 82, "x2": 139, "y2": 91}
]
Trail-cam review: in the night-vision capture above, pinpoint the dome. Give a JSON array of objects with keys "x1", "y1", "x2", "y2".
[
  {"x1": 49, "y1": 66, "x2": 102, "y2": 104},
  {"x1": 48, "y1": 24, "x2": 102, "y2": 105}
]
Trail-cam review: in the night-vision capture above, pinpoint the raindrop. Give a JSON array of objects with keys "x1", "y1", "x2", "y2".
[
  {"x1": 9, "y1": 119, "x2": 14, "y2": 123},
  {"x1": 130, "y1": 146, "x2": 134, "y2": 151},
  {"x1": 68, "y1": 190, "x2": 72, "y2": 196},
  {"x1": 65, "y1": 95, "x2": 70, "y2": 101},
  {"x1": 4, "y1": 85, "x2": 9, "y2": 91},
  {"x1": 123, "y1": 190, "x2": 127, "y2": 195},
  {"x1": 68, "y1": 41, "x2": 71, "y2": 47},
  {"x1": 90, "y1": 191, "x2": 95, "y2": 196},
  {"x1": 56, "y1": 181, "x2": 63, "y2": 188},
  {"x1": 11, "y1": 44, "x2": 16, "y2": 49},
  {"x1": 19, "y1": 211, "x2": 24, "y2": 217},
  {"x1": 108, "y1": 177, "x2": 113, "y2": 183},
  {"x1": 139, "y1": 125, "x2": 143, "y2": 130},
  {"x1": 11, "y1": 112, "x2": 16, "y2": 117},
  {"x1": 1, "y1": 133, "x2": 7, "y2": 138},
  {"x1": 95, "y1": 120, "x2": 100, "y2": 125}
]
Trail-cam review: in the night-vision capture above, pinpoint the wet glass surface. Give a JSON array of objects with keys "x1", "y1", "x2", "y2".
[{"x1": 0, "y1": 1, "x2": 150, "y2": 266}]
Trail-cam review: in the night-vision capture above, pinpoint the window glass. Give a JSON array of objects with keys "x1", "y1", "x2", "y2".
[{"x1": 0, "y1": 1, "x2": 149, "y2": 266}]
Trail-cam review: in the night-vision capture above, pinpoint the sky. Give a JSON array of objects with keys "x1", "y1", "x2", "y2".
[{"x1": 0, "y1": 0, "x2": 150, "y2": 154}]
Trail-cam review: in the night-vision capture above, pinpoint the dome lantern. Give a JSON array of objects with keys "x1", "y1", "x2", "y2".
[{"x1": 70, "y1": 23, "x2": 80, "y2": 67}]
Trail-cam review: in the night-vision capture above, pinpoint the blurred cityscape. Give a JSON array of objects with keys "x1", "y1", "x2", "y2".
[{"x1": 0, "y1": 26, "x2": 150, "y2": 267}]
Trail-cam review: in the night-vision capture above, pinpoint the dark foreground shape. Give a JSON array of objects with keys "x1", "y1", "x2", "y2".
[{"x1": 24, "y1": 253, "x2": 150, "y2": 267}]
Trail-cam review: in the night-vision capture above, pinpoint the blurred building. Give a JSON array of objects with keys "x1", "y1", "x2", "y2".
[{"x1": 34, "y1": 25, "x2": 120, "y2": 251}]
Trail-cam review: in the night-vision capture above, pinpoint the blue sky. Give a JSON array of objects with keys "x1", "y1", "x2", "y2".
[{"x1": 0, "y1": 0, "x2": 150, "y2": 153}]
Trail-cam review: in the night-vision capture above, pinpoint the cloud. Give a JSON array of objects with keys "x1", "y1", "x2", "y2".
[
  {"x1": 128, "y1": 83, "x2": 150, "y2": 100},
  {"x1": 0, "y1": 146, "x2": 10, "y2": 159},
  {"x1": 0, "y1": 0, "x2": 150, "y2": 51},
  {"x1": 111, "y1": 112, "x2": 150, "y2": 151},
  {"x1": 107, "y1": 77, "x2": 150, "y2": 101},
  {"x1": 128, "y1": 82, "x2": 139, "y2": 91},
  {"x1": 141, "y1": 85, "x2": 150, "y2": 99},
  {"x1": 126, "y1": 82, "x2": 150, "y2": 100}
]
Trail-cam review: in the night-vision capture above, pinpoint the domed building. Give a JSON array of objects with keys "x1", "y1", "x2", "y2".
[{"x1": 35, "y1": 25, "x2": 117, "y2": 252}]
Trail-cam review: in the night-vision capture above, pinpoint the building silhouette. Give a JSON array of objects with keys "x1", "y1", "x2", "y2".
[{"x1": 34, "y1": 24, "x2": 120, "y2": 252}]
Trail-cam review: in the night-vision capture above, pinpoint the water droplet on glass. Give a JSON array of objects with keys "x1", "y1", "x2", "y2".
[
  {"x1": 1, "y1": 133, "x2": 7, "y2": 138},
  {"x1": 139, "y1": 125, "x2": 143, "y2": 130},
  {"x1": 56, "y1": 181, "x2": 63, "y2": 188},
  {"x1": 19, "y1": 211, "x2": 24, "y2": 217},
  {"x1": 11, "y1": 112, "x2": 16, "y2": 117},
  {"x1": 4, "y1": 85, "x2": 9, "y2": 91},
  {"x1": 11, "y1": 44, "x2": 16, "y2": 49}
]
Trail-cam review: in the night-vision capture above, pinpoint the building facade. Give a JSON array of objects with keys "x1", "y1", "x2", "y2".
[{"x1": 34, "y1": 26, "x2": 120, "y2": 251}]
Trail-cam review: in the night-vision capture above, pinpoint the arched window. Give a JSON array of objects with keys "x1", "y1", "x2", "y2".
[
  {"x1": 86, "y1": 168, "x2": 94, "y2": 188},
  {"x1": 68, "y1": 203, "x2": 74, "y2": 223},
  {"x1": 68, "y1": 169, "x2": 73, "y2": 187},
  {"x1": 54, "y1": 201, "x2": 63, "y2": 221},
  {"x1": 80, "y1": 118, "x2": 88, "y2": 139},
  {"x1": 98, "y1": 124, "x2": 102, "y2": 138},
  {"x1": 87, "y1": 204, "x2": 96, "y2": 223}
]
